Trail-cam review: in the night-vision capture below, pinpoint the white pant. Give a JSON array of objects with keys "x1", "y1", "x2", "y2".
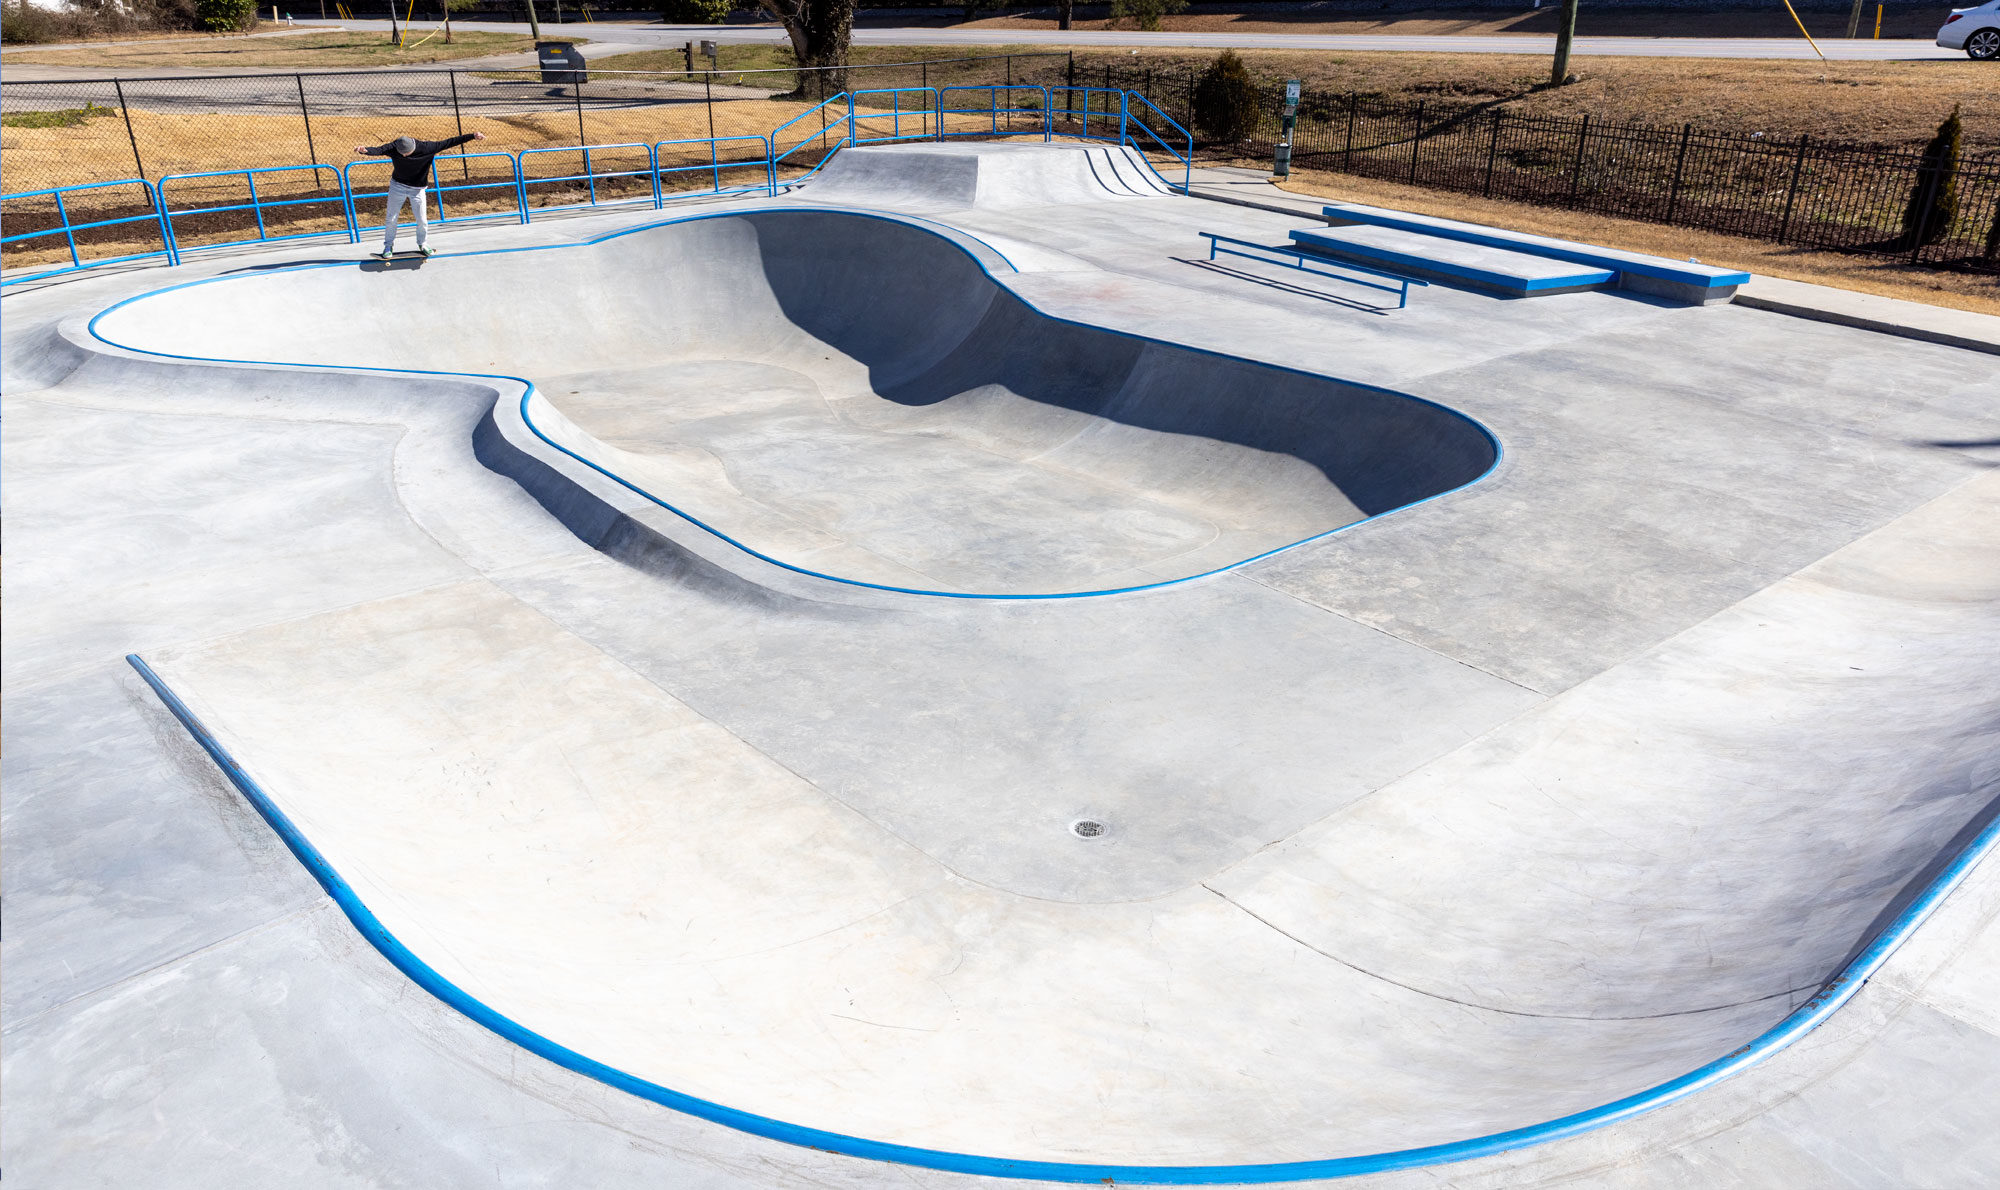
[{"x1": 382, "y1": 180, "x2": 428, "y2": 251}]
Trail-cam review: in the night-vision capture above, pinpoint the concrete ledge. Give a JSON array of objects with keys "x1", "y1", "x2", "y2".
[
  {"x1": 1291, "y1": 224, "x2": 1614, "y2": 297},
  {"x1": 1322, "y1": 202, "x2": 1752, "y2": 295},
  {"x1": 1732, "y1": 274, "x2": 2000, "y2": 356}
]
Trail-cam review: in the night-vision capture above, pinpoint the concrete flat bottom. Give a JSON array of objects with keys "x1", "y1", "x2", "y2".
[{"x1": 7, "y1": 141, "x2": 1999, "y2": 1186}]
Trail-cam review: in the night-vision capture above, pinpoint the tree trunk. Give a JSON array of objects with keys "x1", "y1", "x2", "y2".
[
  {"x1": 1058, "y1": 0, "x2": 1072, "y2": 30},
  {"x1": 759, "y1": 0, "x2": 853, "y2": 96},
  {"x1": 524, "y1": 0, "x2": 542, "y2": 41},
  {"x1": 1550, "y1": 0, "x2": 1578, "y2": 87}
]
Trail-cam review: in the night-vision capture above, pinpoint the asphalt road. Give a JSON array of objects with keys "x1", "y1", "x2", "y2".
[{"x1": 320, "y1": 18, "x2": 1968, "y2": 62}]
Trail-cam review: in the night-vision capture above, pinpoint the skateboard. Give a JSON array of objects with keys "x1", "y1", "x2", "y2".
[{"x1": 369, "y1": 248, "x2": 433, "y2": 261}]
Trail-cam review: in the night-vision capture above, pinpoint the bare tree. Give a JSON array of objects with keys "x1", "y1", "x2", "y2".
[
  {"x1": 1058, "y1": 0, "x2": 1072, "y2": 30},
  {"x1": 757, "y1": 0, "x2": 854, "y2": 93}
]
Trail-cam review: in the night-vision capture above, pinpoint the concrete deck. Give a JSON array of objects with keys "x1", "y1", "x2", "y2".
[{"x1": 5, "y1": 141, "x2": 1998, "y2": 1186}]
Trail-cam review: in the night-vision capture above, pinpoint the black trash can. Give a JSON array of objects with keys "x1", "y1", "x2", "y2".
[{"x1": 537, "y1": 41, "x2": 587, "y2": 86}]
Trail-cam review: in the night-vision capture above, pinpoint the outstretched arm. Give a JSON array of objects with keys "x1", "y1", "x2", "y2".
[
  {"x1": 413, "y1": 132, "x2": 486, "y2": 155},
  {"x1": 353, "y1": 142, "x2": 391, "y2": 156}
]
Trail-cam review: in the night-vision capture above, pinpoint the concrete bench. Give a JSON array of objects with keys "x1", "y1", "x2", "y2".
[
  {"x1": 1320, "y1": 203, "x2": 1751, "y2": 304},
  {"x1": 1289, "y1": 224, "x2": 1616, "y2": 298}
]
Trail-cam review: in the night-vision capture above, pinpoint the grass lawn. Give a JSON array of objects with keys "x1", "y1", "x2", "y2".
[
  {"x1": 956, "y1": 5, "x2": 1952, "y2": 41},
  {"x1": 4, "y1": 29, "x2": 551, "y2": 69},
  {"x1": 595, "y1": 43, "x2": 1996, "y2": 151}
]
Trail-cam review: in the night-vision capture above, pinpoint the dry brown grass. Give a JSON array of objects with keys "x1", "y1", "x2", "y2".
[
  {"x1": 1273, "y1": 165, "x2": 2000, "y2": 315},
  {"x1": 0, "y1": 101, "x2": 1006, "y2": 266},
  {"x1": 0, "y1": 99, "x2": 826, "y2": 192},
  {"x1": 962, "y1": 6, "x2": 1949, "y2": 40},
  {"x1": 4, "y1": 29, "x2": 542, "y2": 69},
  {"x1": 1054, "y1": 47, "x2": 2000, "y2": 150}
]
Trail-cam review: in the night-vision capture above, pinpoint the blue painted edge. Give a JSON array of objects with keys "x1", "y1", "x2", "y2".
[
  {"x1": 1289, "y1": 227, "x2": 1615, "y2": 294},
  {"x1": 84, "y1": 204, "x2": 1503, "y2": 603},
  {"x1": 122, "y1": 649, "x2": 2000, "y2": 1183},
  {"x1": 1320, "y1": 204, "x2": 1754, "y2": 288}
]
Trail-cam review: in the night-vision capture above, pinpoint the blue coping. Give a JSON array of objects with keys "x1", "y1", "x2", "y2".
[
  {"x1": 1289, "y1": 225, "x2": 1614, "y2": 297},
  {"x1": 86, "y1": 206, "x2": 1999, "y2": 1184},
  {"x1": 119, "y1": 640, "x2": 2000, "y2": 1186},
  {"x1": 84, "y1": 206, "x2": 1500, "y2": 604},
  {"x1": 1320, "y1": 203, "x2": 1753, "y2": 291}
]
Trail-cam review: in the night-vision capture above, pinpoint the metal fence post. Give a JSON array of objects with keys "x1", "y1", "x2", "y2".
[
  {"x1": 1484, "y1": 110, "x2": 1501, "y2": 197},
  {"x1": 1910, "y1": 157, "x2": 1945, "y2": 264},
  {"x1": 295, "y1": 74, "x2": 318, "y2": 166},
  {"x1": 1665, "y1": 122, "x2": 1692, "y2": 224},
  {"x1": 1409, "y1": 100, "x2": 1424, "y2": 184},
  {"x1": 448, "y1": 71, "x2": 470, "y2": 179},
  {"x1": 573, "y1": 80, "x2": 585, "y2": 147},
  {"x1": 706, "y1": 72, "x2": 720, "y2": 191},
  {"x1": 1568, "y1": 113, "x2": 1591, "y2": 202},
  {"x1": 1778, "y1": 134, "x2": 1809, "y2": 245},
  {"x1": 111, "y1": 78, "x2": 146, "y2": 180},
  {"x1": 1344, "y1": 93, "x2": 1357, "y2": 172}
]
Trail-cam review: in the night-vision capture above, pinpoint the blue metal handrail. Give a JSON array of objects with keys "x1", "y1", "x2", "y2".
[
  {"x1": 1122, "y1": 92, "x2": 1195, "y2": 194},
  {"x1": 653, "y1": 135, "x2": 778, "y2": 199},
  {"x1": 770, "y1": 93, "x2": 857, "y2": 184},
  {"x1": 849, "y1": 87, "x2": 942, "y2": 145},
  {"x1": 1050, "y1": 86, "x2": 1128, "y2": 144},
  {"x1": 0, "y1": 178, "x2": 178, "y2": 286},
  {"x1": 939, "y1": 85, "x2": 1053, "y2": 142},
  {"x1": 1201, "y1": 232, "x2": 1427, "y2": 309},
  {"x1": 8, "y1": 92, "x2": 1200, "y2": 287},
  {"x1": 517, "y1": 143, "x2": 661, "y2": 219},
  {"x1": 157, "y1": 164, "x2": 355, "y2": 258},
  {"x1": 343, "y1": 151, "x2": 527, "y2": 233}
]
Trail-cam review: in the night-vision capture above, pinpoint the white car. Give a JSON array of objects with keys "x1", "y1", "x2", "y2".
[{"x1": 1938, "y1": 1, "x2": 2000, "y2": 58}]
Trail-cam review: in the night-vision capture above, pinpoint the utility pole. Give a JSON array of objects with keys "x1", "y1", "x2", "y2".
[
  {"x1": 387, "y1": 0, "x2": 400, "y2": 45},
  {"x1": 1550, "y1": 0, "x2": 1579, "y2": 87},
  {"x1": 524, "y1": 0, "x2": 541, "y2": 40},
  {"x1": 1845, "y1": 0, "x2": 1864, "y2": 37}
]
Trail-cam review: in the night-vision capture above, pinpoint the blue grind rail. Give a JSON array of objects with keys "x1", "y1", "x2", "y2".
[{"x1": 1202, "y1": 232, "x2": 1429, "y2": 309}]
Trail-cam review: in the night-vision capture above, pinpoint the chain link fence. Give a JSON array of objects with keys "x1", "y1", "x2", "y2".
[{"x1": 0, "y1": 53, "x2": 1065, "y2": 268}]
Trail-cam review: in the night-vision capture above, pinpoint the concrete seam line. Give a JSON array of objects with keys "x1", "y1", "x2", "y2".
[
  {"x1": 121, "y1": 651, "x2": 2000, "y2": 1182},
  {"x1": 83, "y1": 205, "x2": 1502, "y2": 603}
]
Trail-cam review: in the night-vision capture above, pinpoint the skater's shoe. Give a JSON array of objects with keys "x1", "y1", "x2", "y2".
[
  {"x1": 416, "y1": 245, "x2": 435, "y2": 257},
  {"x1": 373, "y1": 250, "x2": 395, "y2": 260}
]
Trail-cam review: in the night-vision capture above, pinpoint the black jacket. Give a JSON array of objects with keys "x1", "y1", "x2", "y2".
[{"x1": 363, "y1": 134, "x2": 476, "y2": 187}]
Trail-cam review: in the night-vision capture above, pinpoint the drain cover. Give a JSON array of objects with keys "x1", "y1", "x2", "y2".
[{"x1": 1071, "y1": 819, "x2": 1106, "y2": 839}]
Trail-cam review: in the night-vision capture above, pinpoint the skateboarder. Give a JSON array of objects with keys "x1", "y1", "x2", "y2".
[{"x1": 351, "y1": 131, "x2": 487, "y2": 259}]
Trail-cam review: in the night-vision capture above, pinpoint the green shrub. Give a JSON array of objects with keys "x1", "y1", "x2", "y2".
[
  {"x1": 1900, "y1": 104, "x2": 1962, "y2": 249},
  {"x1": 195, "y1": 0, "x2": 257, "y2": 32},
  {"x1": 1193, "y1": 49, "x2": 1263, "y2": 145},
  {"x1": 659, "y1": 0, "x2": 729, "y2": 23},
  {"x1": 1109, "y1": 0, "x2": 1186, "y2": 33}
]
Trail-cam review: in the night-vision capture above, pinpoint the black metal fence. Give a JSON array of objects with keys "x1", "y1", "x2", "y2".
[
  {"x1": 1029, "y1": 57, "x2": 2000, "y2": 271},
  {"x1": 1285, "y1": 94, "x2": 2000, "y2": 269}
]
